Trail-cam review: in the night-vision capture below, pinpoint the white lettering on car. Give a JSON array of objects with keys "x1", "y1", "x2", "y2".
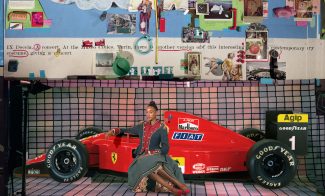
[
  {"x1": 255, "y1": 145, "x2": 295, "y2": 166},
  {"x1": 257, "y1": 175, "x2": 281, "y2": 187}
]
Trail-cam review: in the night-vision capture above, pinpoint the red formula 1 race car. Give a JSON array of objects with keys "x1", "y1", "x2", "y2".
[{"x1": 21, "y1": 111, "x2": 297, "y2": 189}]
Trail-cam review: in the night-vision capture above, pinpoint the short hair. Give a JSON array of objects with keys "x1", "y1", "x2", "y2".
[{"x1": 148, "y1": 101, "x2": 158, "y2": 111}]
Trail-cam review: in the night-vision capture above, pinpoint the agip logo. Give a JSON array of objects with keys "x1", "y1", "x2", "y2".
[
  {"x1": 178, "y1": 118, "x2": 199, "y2": 131},
  {"x1": 277, "y1": 114, "x2": 308, "y2": 123}
]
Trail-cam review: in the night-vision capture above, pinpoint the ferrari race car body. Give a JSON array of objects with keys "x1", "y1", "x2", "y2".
[{"x1": 22, "y1": 111, "x2": 297, "y2": 189}]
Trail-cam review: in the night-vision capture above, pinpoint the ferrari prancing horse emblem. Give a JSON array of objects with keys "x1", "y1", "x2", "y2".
[{"x1": 111, "y1": 152, "x2": 117, "y2": 164}]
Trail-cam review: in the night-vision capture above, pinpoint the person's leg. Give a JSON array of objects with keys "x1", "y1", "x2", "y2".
[
  {"x1": 133, "y1": 176, "x2": 149, "y2": 192},
  {"x1": 157, "y1": 168, "x2": 190, "y2": 194},
  {"x1": 148, "y1": 172, "x2": 182, "y2": 196}
]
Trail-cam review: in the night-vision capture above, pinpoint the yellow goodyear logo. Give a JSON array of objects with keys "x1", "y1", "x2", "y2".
[
  {"x1": 172, "y1": 157, "x2": 185, "y2": 173},
  {"x1": 277, "y1": 114, "x2": 308, "y2": 123},
  {"x1": 111, "y1": 152, "x2": 117, "y2": 164}
]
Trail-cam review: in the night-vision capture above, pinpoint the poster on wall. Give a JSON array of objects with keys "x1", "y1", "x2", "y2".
[
  {"x1": 246, "y1": 62, "x2": 286, "y2": 81},
  {"x1": 204, "y1": 49, "x2": 243, "y2": 81},
  {"x1": 294, "y1": 0, "x2": 320, "y2": 21},
  {"x1": 243, "y1": 0, "x2": 263, "y2": 23},
  {"x1": 204, "y1": 0, "x2": 233, "y2": 20},
  {"x1": 3, "y1": 0, "x2": 324, "y2": 79},
  {"x1": 245, "y1": 32, "x2": 268, "y2": 61}
]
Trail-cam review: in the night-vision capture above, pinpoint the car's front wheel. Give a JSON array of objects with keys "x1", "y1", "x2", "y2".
[
  {"x1": 246, "y1": 139, "x2": 297, "y2": 188},
  {"x1": 45, "y1": 139, "x2": 88, "y2": 183},
  {"x1": 76, "y1": 127, "x2": 104, "y2": 140},
  {"x1": 239, "y1": 128, "x2": 265, "y2": 142}
]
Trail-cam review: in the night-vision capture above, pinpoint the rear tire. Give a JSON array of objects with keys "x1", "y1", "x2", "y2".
[
  {"x1": 45, "y1": 139, "x2": 88, "y2": 183},
  {"x1": 76, "y1": 127, "x2": 103, "y2": 140},
  {"x1": 246, "y1": 139, "x2": 297, "y2": 188},
  {"x1": 239, "y1": 128, "x2": 265, "y2": 142}
]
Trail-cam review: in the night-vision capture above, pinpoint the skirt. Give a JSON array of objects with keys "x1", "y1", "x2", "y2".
[{"x1": 128, "y1": 153, "x2": 184, "y2": 192}]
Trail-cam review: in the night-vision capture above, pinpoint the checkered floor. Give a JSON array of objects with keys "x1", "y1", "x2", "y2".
[{"x1": 8, "y1": 174, "x2": 319, "y2": 196}]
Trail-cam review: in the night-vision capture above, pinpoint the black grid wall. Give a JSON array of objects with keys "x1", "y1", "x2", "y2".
[{"x1": 23, "y1": 79, "x2": 324, "y2": 192}]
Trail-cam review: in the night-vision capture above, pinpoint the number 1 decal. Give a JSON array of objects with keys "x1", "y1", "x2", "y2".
[{"x1": 289, "y1": 136, "x2": 296, "y2": 150}]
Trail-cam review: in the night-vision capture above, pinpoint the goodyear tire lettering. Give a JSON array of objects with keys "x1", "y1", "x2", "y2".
[
  {"x1": 247, "y1": 139, "x2": 297, "y2": 189},
  {"x1": 45, "y1": 139, "x2": 88, "y2": 183}
]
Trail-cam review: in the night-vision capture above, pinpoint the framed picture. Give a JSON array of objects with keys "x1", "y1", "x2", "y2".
[
  {"x1": 187, "y1": 52, "x2": 201, "y2": 76},
  {"x1": 9, "y1": 22, "x2": 23, "y2": 30},
  {"x1": 93, "y1": 53, "x2": 114, "y2": 75},
  {"x1": 204, "y1": 0, "x2": 233, "y2": 20},
  {"x1": 245, "y1": 31, "x2": 268, "y2": 61},
  {"x1": 188, "y1": 0, "x2": 197, "y2": 9},
  {"x1": 196, "y1": 3, "x2": 209, "y2": 15},
  {"x1": 294, "y1": 0, "x2": 321, "y2": 21},
  {"x1": 182, "y1": 27, "x2": 210, "y2": 43},
  {"x1": 244, "y1": 0, "x2": 263, "y2": 17},
  {"x1": 246, "y1": 62, "x2": 286, "y2": 80},
  {"x1": 294, "y1": 0, "x2": 313, "y2": 21},
  {"x1": 107, "y1": 14, "x2": 136, "y2": 34},
  {"x1": 95, "y1": 53, "x2": 113, "y2": 67},
  {"x1": 243, "y1": 0, "x2": 263, "y2": 22}
]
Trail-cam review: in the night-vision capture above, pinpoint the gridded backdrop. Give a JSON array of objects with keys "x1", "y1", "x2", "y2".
[{"x1": 25, "y1": 79, "x2": 324, "y2": 192}]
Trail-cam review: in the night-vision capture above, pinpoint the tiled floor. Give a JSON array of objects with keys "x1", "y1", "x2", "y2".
[{"x1": 8, "y1": 174, "x2": 319, "y2": 196}]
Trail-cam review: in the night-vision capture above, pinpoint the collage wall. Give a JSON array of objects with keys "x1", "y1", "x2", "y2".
[{"x1": 3, "y1": 0, "x2": 325, "y2": 80}]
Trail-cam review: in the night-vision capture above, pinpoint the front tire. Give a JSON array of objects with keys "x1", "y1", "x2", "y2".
[
  {"x1": 76, "y1": 127, "x2": 103, "y2": 140},
  {"x1": 246, "y1": 139, "x2": 297, "y2": 188},
  {"x1": 45, "y1": 139, "x2": 88, "y2": 183},
  {"x1": 239, "y1": 128, "x2": 265, "y2": 142}
]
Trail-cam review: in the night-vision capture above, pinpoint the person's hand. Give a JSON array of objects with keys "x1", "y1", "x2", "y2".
[{"x1": 105, "y1": 130, "x2": 114, "y2": 139}]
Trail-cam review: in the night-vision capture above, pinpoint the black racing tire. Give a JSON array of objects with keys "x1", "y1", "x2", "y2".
[
  {"x1": 239, "y1": 128, "x2": 265, "y2": 142},
  {"x1": 45, "y1": 139, "x2": 88, "y2": 183},
  {"x1": 76, "y1": 127, "x2": 104, "y2": 140},
  {"x1": 246, "y1": 139, "x2": 297, "y2": 189}
]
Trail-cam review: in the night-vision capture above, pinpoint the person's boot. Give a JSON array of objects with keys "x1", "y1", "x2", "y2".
[
  {"x1": 148, "y1": 173, "x2": 182, "y2": 196},
  {"x1": 157, "y1": 168, "x2": 190, "y2": 195}
]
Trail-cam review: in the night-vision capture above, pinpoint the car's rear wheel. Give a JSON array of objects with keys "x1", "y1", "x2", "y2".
[
  {"x1": 239, "y1": 128, "x2": 265, "y2": 142},
  {"x1": 45, "y1": 139, "x2": 88, "y2": 183},
  {"x1": 76, "y1": 127, "x2": 104, "y2": 140},
  {"x1": 246, "y1": 139, "x2": 297, "y2": 188}
]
